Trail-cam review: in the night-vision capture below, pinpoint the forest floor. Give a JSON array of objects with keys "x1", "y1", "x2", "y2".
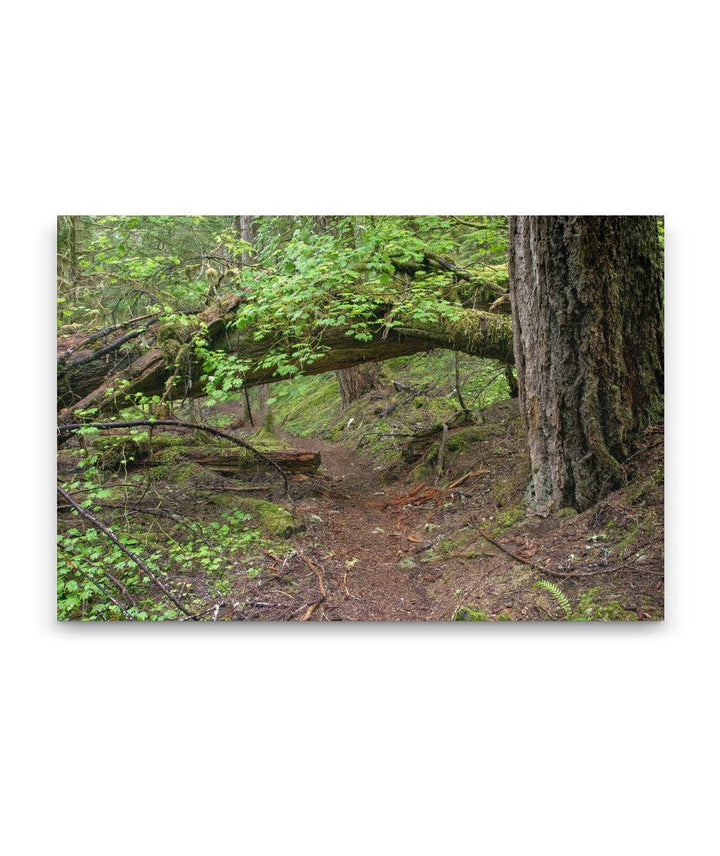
[
  {"x1": 242, "y1": 401, "x2": 664, "y2": 622},
  {"x1": 58, "y1": 394, "x2": 664, "y2": 622}
]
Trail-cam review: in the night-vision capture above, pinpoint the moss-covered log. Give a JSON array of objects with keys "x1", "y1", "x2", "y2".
[{"x1": 58, "y1": 302, "x2": 514, "y2": 421}]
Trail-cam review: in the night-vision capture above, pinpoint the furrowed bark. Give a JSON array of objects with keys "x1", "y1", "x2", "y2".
[
  {"x1": 336, "y1": 363, "x2": 381, "y2": 407},
  {"x1": 509, "y1": 215, "x2": 663, "y2": 514}
]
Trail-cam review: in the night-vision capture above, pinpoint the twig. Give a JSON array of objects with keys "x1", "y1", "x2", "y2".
[
  {"x1": 298, "y1": 551, "x2": 327, "y2": 599},
  {"x1": 298, "y1": 600, "x2": 323, "y2": 621},
  {"x1": 455, "y1": 353, "x2": 470, "y2": 415},
  {"x1": 57, "y1": 485, "x2": 195, "y2": 618},
  {"x1": 296, "y1": 551, "x2": 327, "y2": 620},
  {"x1": 536, "y1": 603, "x2": 558, "y2": 621},
  {"x1": 544, "y1": 561, "x2": 664, "y2": 580},
  {"x1": 471, "y1": 369, "x2": 505, "y2": 408},
  {"x1": 477, "y1": 528, "x2": 536, "y2": 566},
  {"x1": 197, "y1": 485, "x2": 272, "y2": 493},
  {"x1": 447, "y1": 469, "x2": 489, "y2": 490}
]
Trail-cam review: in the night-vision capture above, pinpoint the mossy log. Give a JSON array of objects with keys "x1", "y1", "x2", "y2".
[
  {"x1": 189, "y1": 449, "x2": 320, "y2": 476},
  {"x1": 58, "y1": 297, "x2": 514, "y2": 420}
]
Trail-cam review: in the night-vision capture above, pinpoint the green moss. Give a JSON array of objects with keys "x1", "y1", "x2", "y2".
[
  {"x1": 425, "y1": 426, "x2": 488, "y2": 465},
  {"x1": 151, "y1": 462, "x2": 196, "y2": 483},
  {"x1": 397, "y1": 557, "x2": 417, "y2": 571},
  {"x1": 454, "y1": 606, "x2": 490, "y2": 621},
  {"x1": 273, "y1": 375, "x2": 341, "y2": 437},
  {"x1": 626, "y1": 473, "x2": 662, "y2": 507},
  {"x1": 490, "y1": 506, "x2": 524, "y2": 532},
  {"x1": 252, "y1": 409, "x2": 290, "y2": 451},
  {"x1": 555, "y1": 507, "x2": 578, "y2": 518},
  {"x1": 232, "y1": 498, "x2": 305, "y2": 538},
  {"x1": 576, "y1": 588, "x2": 638, "y2": 621},
  {"x1": 410, "y1": 463, "x2": 433, "y2": 483},
  {"x1": 434, "y1": 528, "x2": 486, "y2": 558}
]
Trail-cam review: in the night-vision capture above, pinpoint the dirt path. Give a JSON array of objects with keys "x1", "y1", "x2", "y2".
[
  {"x1": 242, "y1": 407, "x2": 664, "y2": 622},
  {"x1": 289, "y1": 436, "x2": 439, "y2": 620}
]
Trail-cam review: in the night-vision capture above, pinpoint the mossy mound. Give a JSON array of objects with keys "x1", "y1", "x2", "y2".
[
  {"x1": 208, "y1": 496, "x2": 304, "y2": 539},
  {"x1": 488, "y1": 506, "x2": 525, "y2": 534}
]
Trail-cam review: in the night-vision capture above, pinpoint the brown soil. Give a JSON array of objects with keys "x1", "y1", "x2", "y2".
[{"x1": 231, "y1": 400, "x2": 664, "y2": 621}]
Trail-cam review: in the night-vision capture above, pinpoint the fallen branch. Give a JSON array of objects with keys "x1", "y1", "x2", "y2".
[
  {"x1": 447, "y1": 468, "x2": 489, "y2": 490},
  {"x1": 477, "y1": 528, "x2": 537, "y2": 566},
  {"x1": 298, "y1": 551, "x2": 327, "y2": 599},
  {"x1": 57, "y1": 485, "x2": 195, "y2": 618},
  {"x1": 297, "y1": 600, "x2": 324, "y2": 621},
  {"x1": 57, "y1": 419, "x2": 291, "y2": 500},
  {"x1": 296, "y1": 552, "x2": 327, "y2": 620},
  {"x1": 65, "y1": 326, "x2": 149, "y2": 369},
  {"x1": 58, "y1": 313, "x2": 159, "y2": 362},
  {"x1": 544, "y1": 561, "x2": 664, "y2": 580}
]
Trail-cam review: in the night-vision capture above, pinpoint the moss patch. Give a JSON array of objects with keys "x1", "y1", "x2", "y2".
[
  {"x1": 454, "y1": 606, "x2": 490, "y2": 621},
  {"x1": 488, "y1": 506, "x2": 525, "y2": 533},
  {"x1": 212, "y1": 497, "x2": 305, "y2": 539},
  {"x1": 433, "y1": 528, "x2": 488, "y2": 558},
  {"x1": 576, "y1": 588, "x2": 638, "y2": 621}
]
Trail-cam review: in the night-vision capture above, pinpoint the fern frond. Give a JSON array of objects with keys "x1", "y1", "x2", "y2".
[{"x1": 534, "y1": 579, "x2": 572, "y2": 619}]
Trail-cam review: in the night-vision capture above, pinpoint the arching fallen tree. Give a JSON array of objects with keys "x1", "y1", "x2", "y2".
[{"x1": 58, "y1": 296, "x2": 514, "y2": 422}]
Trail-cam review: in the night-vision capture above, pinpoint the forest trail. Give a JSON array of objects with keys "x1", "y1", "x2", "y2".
[{"x1": 287, "y1": 435, "x2": 438, "y2": 620}]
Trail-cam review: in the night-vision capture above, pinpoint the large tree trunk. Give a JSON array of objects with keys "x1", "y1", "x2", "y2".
[
  {"x1": 336, "y1": 363, "x2": 381, "y2": 407},
  {"x1": 509, "y1": 216, "x2": 663, "y2": 515}
]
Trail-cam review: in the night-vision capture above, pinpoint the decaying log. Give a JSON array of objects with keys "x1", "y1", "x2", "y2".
[
  {"x1": 189, "y1": 449, "x2": 321, "y2": 475},
  {"x1": 58, "y1": 300, "x2": 514, "y2": 420}
]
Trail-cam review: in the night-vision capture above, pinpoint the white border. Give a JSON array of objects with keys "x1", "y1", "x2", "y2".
[{"x1": 2, "y1": 2, "x2": 717, "y2": 853}]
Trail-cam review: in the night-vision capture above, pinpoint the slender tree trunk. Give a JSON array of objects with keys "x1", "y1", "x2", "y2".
[
  {"x1": 58, "y1": 215, "x2": 81, "y2": 295},
  {"x1": 336, "y1": 363, "x2": 381, "y2": 408},
  {"x1": 505, "y1": 365, "x2": 518, "y2": 398},
  {"x1": 233, "y1": 215, "x2": 255, "y2": 266},
  {"x1": 234, "y1": 216, "x2": 269, "y2": 423},
  {"x1": 509, "y1": 215, "x2": 663, "y2": 515}
]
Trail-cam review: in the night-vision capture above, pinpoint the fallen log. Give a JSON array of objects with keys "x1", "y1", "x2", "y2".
[
  {"x1": 58, "y1": 301, "x2": 514, "y2": 420},
  {"x1": 189, "y1": 449, "x2": 321, "y2": 475}
]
